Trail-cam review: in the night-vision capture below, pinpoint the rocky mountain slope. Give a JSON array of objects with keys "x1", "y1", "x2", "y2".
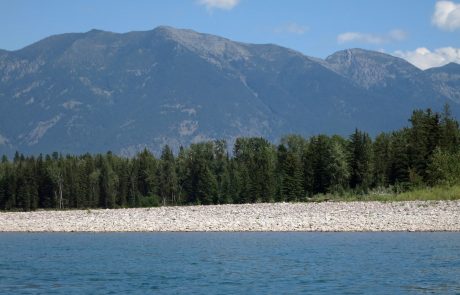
[{"x1": 0, "y1": 26, "x2": 459, "y2": 156}]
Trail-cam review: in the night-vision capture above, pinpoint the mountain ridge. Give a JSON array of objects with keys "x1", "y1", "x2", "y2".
[{"x1": 0, "y1": 26, "x2": 459, "y2": 156}]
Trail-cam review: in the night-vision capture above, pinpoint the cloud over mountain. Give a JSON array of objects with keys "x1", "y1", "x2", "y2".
[{"x1": 394, "y1": 47, "x2": 460, "y2": 70}]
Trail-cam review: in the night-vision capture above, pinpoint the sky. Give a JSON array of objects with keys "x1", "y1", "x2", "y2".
[{"x1": 0, "y1": 0, "x2": 459, "y2": 69}]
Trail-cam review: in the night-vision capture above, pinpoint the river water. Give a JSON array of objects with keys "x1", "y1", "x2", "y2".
[{"x1": 0, "y1": 232, "x2": 459, "y2": 294}]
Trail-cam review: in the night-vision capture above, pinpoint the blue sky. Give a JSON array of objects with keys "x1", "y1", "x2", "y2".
[{"x1": 1, "y1": 0, "x2": 459, "y2": 69}]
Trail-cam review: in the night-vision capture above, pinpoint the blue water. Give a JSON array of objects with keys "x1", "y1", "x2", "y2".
[{"x1": 0, "y1": 233, "x2": 459, "y2": 294}]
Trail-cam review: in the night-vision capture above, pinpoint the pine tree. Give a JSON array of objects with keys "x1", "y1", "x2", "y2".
[
  {"x1": 348, "y1": 129, "x2": 373, "y2": 191},
  {"x1": 0, "y1": 175, "x2": 6, "y2": 210},
  {"x1": 408, "y1": 109, "x2": 441, "y2": 181},
  {"x1": 328, "y1": 138, "x2": 349, "y2": 194},
  {"x1": 158, "y1": 145, "x2": 177, "y2": 205},
  {"x1": 47, "y1": 157, "x2": 65, "y2": 209},
  {"x1": 372, "y1": 133, "x2": 391, "y2": 187},
  {"x1": 115, "y1": 159, "x2": 129, "y2": 207},
  {"x1": 308, "y1": 135, "x2": 349, "y2": 194},
  {"x1": 37, "y1": 155, "x2": 55, "y2": 208},
  {"x1": 226, "y1": 159, "x2": 240, "y2": 203},
  {"x1": 277, "y1": 144, "x2": 303, "y2": 201},
  {"x1": 440, "y1": 104, "x2": 460, "y2": 153},
  {"x1": 276, "y1": 144, "x2": 288, "y2": 201},
  {"x1": 175, "y1": 146, "x2": 187, "y2": 205},
  {"x1": 183, "y1": 143, "x2": 217, "y2": 204},
  {"x1": 126, "y1": 160, "x2": 139, "y2": 207},
  {"x1": 137, "y1": 149, "x2": 157, "y2": 197},
  {"x1": 302, "y1": 144, "x2": 314, "y2": 197},
  {"x1": 234, "y1": 137, "x2": 276, "y2": 202},
  {"x1": 212, "y1": 140, "x2": 228, "y2": 204},
  {"x1": 99, "y1": 155, "x2": 119, "y2": 209},
  {"x1": 389, "y1": 130, "x2": 410, "y2": 185}
]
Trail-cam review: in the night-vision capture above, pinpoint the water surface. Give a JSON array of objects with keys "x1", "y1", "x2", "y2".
[{"x1": 0, "y1": 233, "x2": 459, "y2": 294}]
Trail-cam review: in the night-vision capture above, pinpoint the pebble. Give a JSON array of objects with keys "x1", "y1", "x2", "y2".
[{"x1": 0, "y1": 201, "x2": 459, "y2": 232}]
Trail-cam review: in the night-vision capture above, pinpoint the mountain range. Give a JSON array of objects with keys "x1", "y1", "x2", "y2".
[{"x1": 1, "y1": 26, "x2": 459, "y2": 156}]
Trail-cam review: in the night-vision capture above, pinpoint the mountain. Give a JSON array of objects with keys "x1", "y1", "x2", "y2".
[
  {"x1": 0, "y1": 26, "x2": 459, "y2": 156},
  {"x1": 425, "y1": 62, "x2": 460, "y2": 103}
]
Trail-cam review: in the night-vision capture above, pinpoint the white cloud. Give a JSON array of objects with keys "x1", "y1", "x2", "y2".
[
  {"x1": 274, "y1": 23, "x2": 309, "y2": 35},
  {"x1": 432, "y1": 1, "x2": 460, "y2": 31},
  {"x1": 337, "y1": 29, "x2": 407, "y2": 45},
  {"x1": 197, "y1": 0, "x2": 240, "y2": 10},
  {"x1": 393, "y1": 47, "x2": 460, "y2": 70}
]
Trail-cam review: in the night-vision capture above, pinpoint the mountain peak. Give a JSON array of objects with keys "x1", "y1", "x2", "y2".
[
  {"x1": 440, "y1": 62, "x2": 460, "y2": 70},
  {"x1": 152, "y1": 26, "x2": 251, "y2": 61},
  {"x1": 87, "y1": 28, "x2": 106, "y2": 34},
  {"x1": 339, "y1": 48, "x2": 380, "y2": 55},
  {"x1": 326, "y1": 48, "x2": 414, "y2": 65},
  {"x1": 425, "y1": 62, "x2": 460, "y2": 74},
  {"x1": 325, "y1": 47, "x2": 421, "y2": 88}
]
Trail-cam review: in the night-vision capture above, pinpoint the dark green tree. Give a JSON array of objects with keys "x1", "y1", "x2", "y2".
[
  {"x1": 348, "y1": 129, "x2": 373, "y2": 191},
  {"x1": 158, "y1": 145, "x2": 177, "y2": 205},
  {"x1": 372, "y1": 133, "x2": 391, "y2": 187}
]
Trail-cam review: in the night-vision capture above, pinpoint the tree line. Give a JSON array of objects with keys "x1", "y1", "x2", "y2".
[{"x1": 1, "y1": 106, "x2": 460, "y2": 211}]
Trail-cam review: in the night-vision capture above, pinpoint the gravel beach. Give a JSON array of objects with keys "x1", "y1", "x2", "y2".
[{"x1": 0, "y1": 201, "x2": 459, "y2": 232}]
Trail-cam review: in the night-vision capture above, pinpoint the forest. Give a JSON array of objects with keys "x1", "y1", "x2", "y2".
[{"x1": 1, "y1": 106, "x2": 460, "y2": 211}]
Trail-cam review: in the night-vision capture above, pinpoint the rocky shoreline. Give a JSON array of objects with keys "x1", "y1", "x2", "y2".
[{"x1": 1, "y1": 201, "x2": 459, "y2": 232}]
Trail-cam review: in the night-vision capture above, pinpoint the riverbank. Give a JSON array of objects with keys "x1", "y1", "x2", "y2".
[{"x1": 1, "y1": 200, "x2": 459, "y2": 232}]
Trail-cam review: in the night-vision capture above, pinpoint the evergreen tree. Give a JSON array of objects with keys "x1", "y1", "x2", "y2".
[
  {"x1": 277, "y1": 144, "x2": 303, "y2": 201},
  {"x1": 348, "y1": 129, "x2": 373, "y2": 191},
  {"x1": 408, "y1": 109, "x2": 441, "y2": 181},
  {"x1": 175, "y1": 146, "x2": 187, "y2": 205},
  {"x1": 0, "y1": 174, "x2": 6, "y2": 209},
  {"x1": 388, "y1": 130, "x2": 410, "y2": 185},
  {"x1": 99, "y1": 155, "x2": 119, "y2": 209},
  {"x1": 183, "y1": 143, "x2": 217, "y2": 204},
  {"x1": 226, "y1": 159, "x2": 240, "y2": 203},
  {"x1": 137, "y1": 149, "x2": 157, "y2": 197},
  {"x1": 439, "y1": 104, "x2": 460, "y2": 153},
  {"x1": 276, "y1": 144, "x2": 288, "y2": 201},
  {"x1": 372, "y1": 133, "x2": 391, "y2": 187},
  {"x1": 47, "y1": 157, "x2": 65, "y2": 209},
  {"x1": 234, "y1": 137, "x2": 276, "y2": 202},
  {"x1": 158, "y1": 145, "x2": 177, "y2": 205},
  {"x1": 212, "y1": 140, "x2": 229, "y2": 204},
  {"x1": 115, "y1": 159, "x2": 129, "y2": 208},
  {"x1": 308, "y1": 135, "x2": 349, "y2": 194},
  {"x1": 126, "y1": 159, "x2": 139, "y2": 207}
]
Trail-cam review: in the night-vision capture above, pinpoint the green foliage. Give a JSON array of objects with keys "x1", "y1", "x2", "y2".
[
  {"x1": 348, "y1": 129, "x2": 372, "y2": 191},
  {"x1": 408, "y1": 109, "x2": 441, "y2": 180},
  {"x1": 310, "y1": 184, "x2": 460, "y2": 202},
  {"x1": 158, "y1": 145, "x2": 177, "y2": 205},
  {"x1": 139, "y1": 194, "x2": 160, "y2": 207},
  {"x1": 305, "y1": 135, "x2": 349, "y2": 195},
  {"x1": 0, "y1": 106, "x2": 459, "y2": 210},
  {"x1": 388, "y1": 130, "x2": 410, "y2": 184},
  {"x1": 182, "y1": 142, "x2": 218, "y2": 205},
  {"x1": 427, "y1": 148, "x2": 460, "y2": 186},
  {"x1": 234, "y1": 137, "x2": 276, "y2": 202},
  {"x1": 277, "y1": 135, "x2": 306, "y2": 201}
]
